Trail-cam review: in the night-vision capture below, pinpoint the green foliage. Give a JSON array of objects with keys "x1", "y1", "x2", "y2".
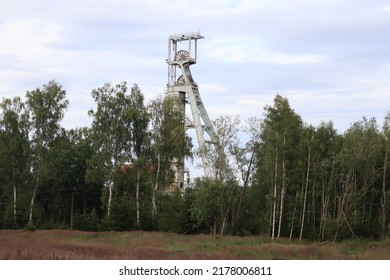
[
  {"x1": 2, "y1": 79, "x2": 390, "y2": 242},
  {"x1": 73, "y1": 209, "x2": 101, "y2": 231},
  {"x1": 25, "y1": 80, "x2": 69, "y2": 226},
  {"x1": 86, "y1": 81, "x2": 134, "y2": 185},
  {"x1": 156, "y1": 190, "x2": 186, "y2": 233},
  {"x1": 236, "y1": 181, "x2": 268, "y2": 236},
  {"x1": 148, "y1": 96, "x2": 193, "y2": 189},
  {"x1": 108, "y1": 197, "x2": 134, "y2": 231},
  {"x1": 2, "y1": 206, "x2": 15, "y2": 229},
  {"x1": 189, "y1": 178, "x2": 240, "y2": 235},
  {"x1": 0, "y1": 96, "x2": 31, "y2": 228},
  {"x1": 23, "y1": 223, "x2": 37, "y2": 232},
  {"x1": 254, "y1": 94, "x2": 303, "y2": 239},
  {"x1": 86, "y1": 82, "x2": 151, "y2": 230}
]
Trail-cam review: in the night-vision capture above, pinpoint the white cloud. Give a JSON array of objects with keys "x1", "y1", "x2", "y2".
[
  {"x1": 0, "y1": 19, "x2": 61, "y2": 61},
  {"x1": 1, "y1": 0, "x2": 390, "y2": 179},
  {"x1": 206, "y1": 36, "x2": 323, "y2": 64},
  {"x1": 200, "y1": 83, "x2": 228, "y2": 94},
  {"x1": 283, "y1": 83, "x2": 390, "y2": 132},
  {"x1": 262, "y1": 53, "x2": 323, "y2": 65},
  {"x1": 1, "y1": 0, "x2": 389, "y2": 136}
]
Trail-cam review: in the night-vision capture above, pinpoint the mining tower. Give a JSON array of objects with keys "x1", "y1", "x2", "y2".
[{"x1": 166, "y1": 32, "x2": 217, "y2": 187}]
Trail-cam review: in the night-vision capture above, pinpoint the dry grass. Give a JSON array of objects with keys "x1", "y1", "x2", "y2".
[{"x1": 0, "y1": 230, "x2": 389, "y2": 260}]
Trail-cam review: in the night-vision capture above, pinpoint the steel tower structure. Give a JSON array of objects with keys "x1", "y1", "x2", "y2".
[{"x1": 166, "y1": 32, "x2": 217, "y2": 180}]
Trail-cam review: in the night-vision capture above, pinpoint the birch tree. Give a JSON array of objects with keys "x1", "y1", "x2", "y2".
[
  {"x1": 210, "y1": 115, "x2": 241, "y2": 182},
  {"x1": 380, "y1": 113, "x2": 390, "y2": 238},
  {"x1": 298, "y1": 126, "x2": 315, "y2": 241},
  {"x1": 26, "y1": 81, "x2": 68, "y2": 226},
  {"x1": 255, "y1": 95, "x2": 302, "y2": 239},
  {"x1": 334, "y1": 117, "x2": 382, "y2": 240},
  {"x1": 0, "y1": 97, "x2": 30, "y2": 227},
  {"x1": 313, "y1": 121, "x2": 341, "y2": 240},
  {"x1": 128, "y1": 84, "x2": 150, "y2": 227},
  {"x1": 148, "y1": 95, "x2": 192, "y2": 219},
  {"x1": 190, "y1": 178, "x2": 239, "y2": 236},
  {"x1": 233, "y1": 117, "x2": 262, "y2": 228},
  {"x1": 87, "y1": 82, "x2": 134, "y2": 219}
]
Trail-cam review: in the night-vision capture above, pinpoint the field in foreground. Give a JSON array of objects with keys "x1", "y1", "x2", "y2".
[{"x1": 1, "y1": 230, "x2": 390, "y2": 260}]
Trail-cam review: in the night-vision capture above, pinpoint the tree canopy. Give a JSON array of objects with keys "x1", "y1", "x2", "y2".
[{"x1": 1, "y1": 81, "x2": 390, "y2": 241}]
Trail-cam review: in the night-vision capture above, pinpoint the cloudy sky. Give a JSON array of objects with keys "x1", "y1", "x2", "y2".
[{"x1": 1, "y1": 0, "x2": 390, "y2": 134}]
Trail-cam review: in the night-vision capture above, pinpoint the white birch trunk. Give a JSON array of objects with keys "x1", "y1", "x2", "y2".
[
  {"x1": 299, "y1": 146, "x2": 310, "y2": 241},
  {"x1": 13, "y1": 167, "x2": 17, "y2": 222},
  {"x1": 107, "y1": 180, "x2": 113, "y2": 218},
  {"x1": 277, "y1": 185, "x2": 285, "y2": 238},
  {"x1": 271, "y1": 148, "x2": 278, "y2": 240},
  {"x1": 320, "y1": 159, "x2": 335, "y2": 239},
  {"x1": 152, "y1": 154, "x2": 161, "y2": 219},
  {"x1": 28, "y1": 175, "x2": 39, "y2": 225},
  {"x1": 13, "y1": 186, "x2": 17, "y2": 220},
  {"x1": 320, "y1": 181, "x2": 326, "y2": 238},
  {"x1": 136, "y1": 165, "x2": 140, "y2": 226},
  {"x1": 380, "y1": 148, "x2": 387, "y2": 236},
  {"x1": 277, "y1": 140, "x2": 287, "y2": 238},
  {"x1": 70, "y1": 191, "x2": 74, "y2": 229},
  {"x1": 289, "y1": 191, "x2": 299, "y2": 239}
]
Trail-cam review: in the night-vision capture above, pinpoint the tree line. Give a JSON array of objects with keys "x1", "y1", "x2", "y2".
[{"x1": 1, "y1": 80, "x2": 389, "y2": 241}]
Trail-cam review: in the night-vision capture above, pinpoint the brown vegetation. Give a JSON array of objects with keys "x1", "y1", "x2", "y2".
[{"x1": 0, "y1": 230, "x2": 389, "y2": 260}]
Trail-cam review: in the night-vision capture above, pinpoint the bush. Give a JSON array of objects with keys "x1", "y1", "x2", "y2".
[
  {"x1": 23, "y1": 223, "x2": 37, "y2": 232},
  {"x1": 156, "y1": 190, "x2": 185, "y2": 233},
  {"x1": 108, "y1": 197, "x2": 134, "y2": 231},
  {"x1": 72, "y1": 209, "x2": 101, "y2": 231},
  {"x1": 2, "y1": 207, "x2": 15, "y2": 229}
]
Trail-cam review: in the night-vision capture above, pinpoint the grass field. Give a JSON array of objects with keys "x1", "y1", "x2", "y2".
[{"x1": 0, "y1": 230, "x2": 389, "y2": 260}]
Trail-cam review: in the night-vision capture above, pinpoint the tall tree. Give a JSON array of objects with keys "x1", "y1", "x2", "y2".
[
  {"x1": 334, "y1": 117, "x2": 383, "y2": 240},
  {"x1": 128, "y1": 84, "x2": 150, "y2": 226},
  {"x1": 26, "y1": 81, "x2": 69, "y2": 226},
  {"x1": 207, "y1": 115, "x2": 241, "y2": 182},
  {"x1": 45, "y1": 127, "x2": 99, "y2": 228},
  {"x1": 87, "y1": 82, "x2": 134, "y2": 219},
  {"x1": 255, "y1": 94, "x2": 302, "y2": 239},
  {"x1": 298, "y1": 125, "x2": 315, "y2": 241},
  {"x1": 312, "y1": 121, "x2": 341, "y2": 240},
  {"x1": 190, "y1": 178, "x2": 239, "y2": 236},
  {"x1": 148, "y1": 95, "x2": 192, "y2": 219},
  {"x1": 233, "y1": 117, "x2": 262, "y2": 230},
  {"x1": 0, "y1": 97, "x2": 30, "y2": 227},
  {"x1": 381, "y1": 112, "x2": 390, "y2": 237}
]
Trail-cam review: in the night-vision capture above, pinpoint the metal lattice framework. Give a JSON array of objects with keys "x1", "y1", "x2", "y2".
[{"x1": 166, "y1": 32, "x2": 217, "y2": 180}]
